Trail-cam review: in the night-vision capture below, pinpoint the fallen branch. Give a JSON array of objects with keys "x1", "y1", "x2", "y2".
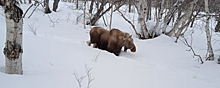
[{"x1": 181, "y1": 35, "x2": 203, "y2": 64}]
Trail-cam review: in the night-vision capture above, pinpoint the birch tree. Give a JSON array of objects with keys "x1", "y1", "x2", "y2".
[
  {"x1": 136, "y1": 0, "x2": 149, "y2": 39},
  {"x1": 0, "y1": 0, "x2": 24, "y2": 75},
  {"x1": 83, "y1": 0, "x2": 86, "y2": 29},
  {"x1": 165, "y1": 0, "x2": 198, "y2": 37},
  {"x1": 152, "y1": 0, "x2": 165, "y2": 38},
  {"x1": 109, "y1": 0, "x2": 114, "y2": 30},
  {"x1": 204, "y1": 0, "x2": 214, "y2": 60},
  {"x1": 162, "y1": 0, "x2": 184, "y2": 33}
]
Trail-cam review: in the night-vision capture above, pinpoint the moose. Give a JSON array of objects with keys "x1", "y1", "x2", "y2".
[{"x1": 87, "y1": 27, "x2": 136, "y2": 56}]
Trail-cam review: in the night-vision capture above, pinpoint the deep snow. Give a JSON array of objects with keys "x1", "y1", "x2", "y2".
[{"x1": 0, "y1": 1, "x2": 220, "y2": 88}]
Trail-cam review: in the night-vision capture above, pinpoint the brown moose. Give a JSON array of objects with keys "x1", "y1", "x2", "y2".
[
  {"x1": 87, "y1": 27, "x2": 136, "y2": 56},
  {"x1": 87, "y1": 27, "x2": 109, "y2": 49}
]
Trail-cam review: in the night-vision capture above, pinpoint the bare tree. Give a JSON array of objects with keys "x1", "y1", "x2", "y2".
[
  {"x1": 136, "y1": 0, "x2": 149, "y2": 39},
  {"x1": 152, "y1": 0, "x2": 165, "y2": 38},
  {"x1": 166, "y1": 0, "x2": 198, "y2": 37},
  {"x1": 0, "y1": 0, "x2": 23, "y2": 75},
  {"x1": 83, "y1": 0, "x2": 87, "y2": 29},
  {"x1": 162, "y1": 0, "x2": 184, "y2": 33},
  {"x1": 204, "y1": 0, "x2": 214, "y2": 60},
  {"x1": 109, "y1": 0, "x2": 114, "y2": 30},
  {"x1": 87, "y1": 0, "x2": 109, "y2": 25}
]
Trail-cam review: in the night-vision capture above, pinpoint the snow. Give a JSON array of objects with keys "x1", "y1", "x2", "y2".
[{"x1": 1, "y1": 1, "x2": 220, "y2": 88}]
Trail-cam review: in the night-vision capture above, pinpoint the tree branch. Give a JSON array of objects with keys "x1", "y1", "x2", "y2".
[
  {"x1": 180, "y1": 36, "x2": 204, "y2": 64},
  {"x1": 117, "y1": 9, "x2": 141, "y2": 39}
]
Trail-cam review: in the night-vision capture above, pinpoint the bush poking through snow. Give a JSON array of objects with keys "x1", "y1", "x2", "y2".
[{"x1": 74, "y1": 64, "x2": 94, "y2": 88}]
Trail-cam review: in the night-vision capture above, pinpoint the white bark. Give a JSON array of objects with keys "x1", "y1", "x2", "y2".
[
  {"x1": 83, "y1": 0, "x2": 86, "y2": 29},
  {"x1": 2, "y1": 0, "x2": 23, "y2": 75},
  {"x1": 109, "y1": 3, "x2": 114, "y2": 30},
  {"x1": 137, "y1": 0, "x2": 149, "y2": 38},
  {"x1": 167, "y1": 0, "x2": 197, "y2": 37},
  {"x1": 162, "y1": 0, "x2": 184, "y2": 33},
  {"x1": 152, "y1": 0, "x2": 165, "y2": 38},
  {"x1": 204, "y1": 0, "x2": 214, "y2": 60}
]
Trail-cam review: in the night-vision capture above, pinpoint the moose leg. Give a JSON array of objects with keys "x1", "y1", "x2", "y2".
[
  {"x1": 93, "y1": 43, "x2": 98, "y2": 48},
  {"x1": 86, "y1": 41, "x2": 91, "y2": 46},
  {"x1": 114, "y1": 53, "x2": 119, "y2": 56},
  {"x1": 124, "y1": 47, "x2": 128, "y2": 52},
  {"x1": 114, "y1": 49, "x2": 121, "y2": 56}
]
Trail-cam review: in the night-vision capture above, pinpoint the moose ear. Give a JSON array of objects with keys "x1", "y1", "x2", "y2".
[{"x1": 129, "y1": 35, "x2": 132, "y2": 38}]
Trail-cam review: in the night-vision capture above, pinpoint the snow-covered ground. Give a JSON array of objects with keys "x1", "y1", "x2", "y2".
[{"x1": 0, "y1": 1, "x2": 220, "y2": 88}]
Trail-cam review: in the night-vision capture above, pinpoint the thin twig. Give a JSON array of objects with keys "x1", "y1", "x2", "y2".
[
  {"x1": 73, "y1": 71, "x2": 86, "y2": 88},
  {"x1": 23, "y1": 4, "x2": 34, "y2": 18},
  {"x1": 85, "y1": 64, "x2": 94, "y2": 88},
  {"x1": 28, "y1": 3, "x2": 40, "y2": 18},
  {"x1": 91, "y1": 51, "x2": 101, "y2": 62},
  {"x1": 180, "y1": 35, "x2": 204, "y2": 64}
]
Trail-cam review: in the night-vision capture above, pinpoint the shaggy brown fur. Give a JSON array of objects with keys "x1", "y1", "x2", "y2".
[
  {"x1": 87, "y1": 27, "x2": 109, "y2": 48},
  {"x1": 99, "y1": 30, "x2": 110, "y2": 50},
  {"x1": 88, "y1": 27, "x2": 136, "y2": 56},
  {"x1": 107, "y1": 29, "x2": 136, "y2": 56}
]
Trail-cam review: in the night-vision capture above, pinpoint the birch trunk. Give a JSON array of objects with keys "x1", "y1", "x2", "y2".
[
  {"x1": 137, "y1": 0, "x2": 149, "y2": 39},
  {"x1": 162, "y1": 0, "x2": 184, "y2": 33},
  {"x1": 1, "y1": 0, "x2": 23, "y2": 75},
  {"x1": 204, "y1": 0, "x2": 214, "y2": 60},
  {"x1": 83, "y1": 0, "x2": 86, "y2": 29},
  {"x1": 152, "y1": 0, "x2": 165, "y2": 38},
  {"x1": 167, "y1": 0, "x2": 197, "y2": 37},
  {"x1": 109, "y1": 2, "x2": 114, "y2": 30}
]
